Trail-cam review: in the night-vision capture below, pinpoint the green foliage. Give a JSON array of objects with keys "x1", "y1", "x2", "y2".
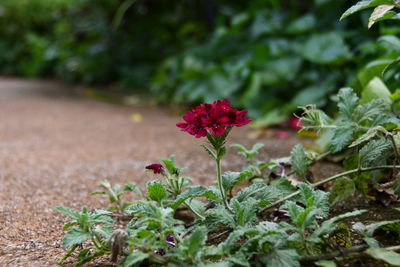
[
  {"x1": 290, "y1": 144, "x2": 310, "y2": 179},
  {"x1": 231, "y1": 143, "x2": 264, "y2": 160}
]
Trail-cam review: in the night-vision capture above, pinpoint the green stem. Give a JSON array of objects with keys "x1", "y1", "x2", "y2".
[
  {"x1": 216, "y1": 158, "x2": 232, "y2": 212},
  {"x1": 261, "y1": 165, "x2": 400, "y2": 212},
  {"x1": 59, "y1": 244, "x2": 78, "y2": 264},
  {"x1": 388, "y1": 134, "x2": 400, "y2": 160},
  {"x1": 183, "y1": 201, "x2": 205, "y2": 220}
]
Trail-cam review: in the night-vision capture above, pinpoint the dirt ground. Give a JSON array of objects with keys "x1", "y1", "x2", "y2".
[{"x1": 0, "y1": 78, "x2": 321, "y2": 266}]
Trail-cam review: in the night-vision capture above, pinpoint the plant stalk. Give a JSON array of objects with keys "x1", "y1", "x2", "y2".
[
  {"x1": 262, "y1": 165, "x2": 400, "y2": 212},
  {"x1": 216, "y1": 158, "x2": 232, "y2": 212}
]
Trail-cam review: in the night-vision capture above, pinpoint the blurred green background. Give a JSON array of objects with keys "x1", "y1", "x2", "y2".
[{"x1": 1, "y1": 0, "x2": 400, "y2": 124}]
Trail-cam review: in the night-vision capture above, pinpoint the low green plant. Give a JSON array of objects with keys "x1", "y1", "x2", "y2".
[{"x1": 56, "y1": 93, "x2": 400, "y2": 266}]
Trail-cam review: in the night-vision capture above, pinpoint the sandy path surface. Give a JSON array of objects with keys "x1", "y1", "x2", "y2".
[{"x1": 0, "y1": 79, "x2": 316, "y2": 266}]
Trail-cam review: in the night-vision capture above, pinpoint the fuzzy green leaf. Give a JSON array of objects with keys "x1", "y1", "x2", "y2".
[
  {"x1": 231, "y1": 143, "x2": 264, "y2": 159},
  {"x1": 349, "y1": 126, "x2": 387, "y2": 147},
  {"x1": 123, "y1": 250, "x2": 149, "y2": 266},
  {"x1": 261, "y1": 249, "x2": 300, "y2": 267},
  {"x1": 313, "y1": 210, "x2": 367, "y2": 237},
  {"x1": 147, "y1": 181, "x2": 167, "y2": 203},
  {"x1": 124, "y1": 182, "x2": 142, "y2": 196},
  {"x1": 315, "y1": 260, "x2": 337, "y2": 267},
  {"x1": 354, "y1": 98, "x2": 390, "y2": 124},
  {"x1": 63, "y1": 227, "x2": 92, "y2": 248},
  {"x1": 337, "y1": 88, "x2": 359, "y2": 120},
  {"x1": 329, "y1": 177, "x2": 356, "y2": 205},
  {"x1": 290, "y1": 144, "x2": 310, "y2": 179},
  {"x1": 182, "y1": 226, "x2": 208, "y2": 257},
  {"x1": 222, "y1": 171, "x2": 252, "y2": 192},
  {"x1": 359, "y1": 138, "x2": 391, "y2": 167},
  {"x1": 54, "y1": 206, "x2": 80, "y2": 220},
  {"x1": 365, "y1": 248, "x2": 400, "y2": 265},
  {"x1": 171, "y1": 186, "x2": 218, "y2": 210},
  {"x1": 231, "y1": 198, "x2": 258, "y2": 227},
  {"x1": 329, "y1": 126, "x2": 354, "y2": 153},
  {"x1": 300, "y1": 105, "x2": 333, "y2": 130}
]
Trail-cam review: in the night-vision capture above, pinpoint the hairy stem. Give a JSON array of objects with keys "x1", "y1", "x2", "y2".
[
  {"x1": 216, "y1": 158, "x2": 232, "y2": 212},
  {"x1": 183, "y1": 201, "x2": 205, "y2": 220},
  {"x1": 262, "y1": 165, "x2": 400, "y2": 211},
  {"x1": 59, "y1": 244, "x2": 78, "y2": 264}
]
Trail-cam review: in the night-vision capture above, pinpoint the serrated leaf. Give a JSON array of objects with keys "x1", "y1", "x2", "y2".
[
  {"x1": 231, "y1": 198, "x2": 258, "y2": 227},
  {"x1": 261, "y1": 249, "x2": 300, "y2": 267},
  {"x1": 171, "y1": 186, "x2": 218, "y2": 210},
  {"x1": 222, "y1": 171, "x2": 252, "y2": 192},
  {"x1": 300, "y1": 105, "x2": 333, "y2": 131},
  {"x1": 122, "y1": 250, "x2": 149, "y2": 266},
  {"x1": 147, "y1": 181, "x2": 167, "y2": 203},
  {"x1": 359, "y1": 138, "x2": 391, "y2": 167},
  {"x1": 337, "y1": 88, "x2": 359, "y2": 120},
  {"x1": 349, "y1": 126, "x2": 387, "y2": 147},
  {"x1": 201, "y1": 144, "x2": 217, "y2": 159},
  {"x1": 290, "y1": 144, "x2": 310, "y2": 179},
  {"x1": 354, "y1": 98, "x2": 390, "y2": 124},
  {"x1": 182, "y1": 226, "x2": 208, "y2": 257},
  {"x1": 54, "y1": 206, "x2": 80, "y2": 220},
  {"x1": 340, "y1": 0, "x2": 394, "y2": 20},
  {"x1": 206, "y1": 204, "x2": 236, "y2": 228},
  {"x1": 329, "y1": 177, "x2": 356, "y2": 205},
  {"x1": 315, "y1": 260, "x2": 337, "y2": 267},
  {"x1": 365, "y1": 247, "x2": 400, "y2": 265},
  {"x1": 329, "y1": 126, "x2": 354, "y2": 153},
  {"x1": 63, "y1": 227, "x2": 92, "y2": 248},
  {"x1": 368, "y1": 5, "x2": 396, "y2": 28},
  {"x1": 312, "y1": 210, "x2": 367, "y2": 237},
  {"x1": 124, "y1": 182, "x2": 142, "y2": 196},
  {"x1": 235, "y1": 183, "x2": 281, "y2": 204},
  {"x1": 231, "y1": 143, "x2": 264, "y2": 159}
]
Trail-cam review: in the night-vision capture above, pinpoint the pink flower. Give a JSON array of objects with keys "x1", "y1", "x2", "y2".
[
  {"x1": 145, "y1": 164, "x2": 164, "y2": 174},
  {"x1": 275, "y1": 131, "x2": 290, "y2": 139},
  {"x1": 287, "y1": 116, "x2": 302, "y2": 130},
  {"x1": 177, "y1": 100, "x2": 252, "y2": 138}
]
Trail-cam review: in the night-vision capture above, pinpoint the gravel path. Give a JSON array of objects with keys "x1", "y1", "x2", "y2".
[{"x1": 0, "y1": 79, "x2": 316, "y2": 266}]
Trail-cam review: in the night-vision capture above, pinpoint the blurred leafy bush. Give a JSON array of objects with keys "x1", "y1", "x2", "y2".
[
  {"x1": 152, "y1": 0, "x2": 400, "y2": 125},
  {"x1": 1, "y1": 0, "x2": 400, "y2": 124}
]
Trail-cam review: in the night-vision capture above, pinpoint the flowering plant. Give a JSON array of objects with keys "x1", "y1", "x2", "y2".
[{"x1": 177, "y1": 100, "x2": 251, "y2": 211}]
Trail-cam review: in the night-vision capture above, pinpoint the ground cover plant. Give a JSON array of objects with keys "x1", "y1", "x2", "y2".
[
  {"x1": 55, "y1": 91, "x2": 400, "y2": 266},
  {"x1": 54, "y1": 1, "x2": 400, "y2": 266}
]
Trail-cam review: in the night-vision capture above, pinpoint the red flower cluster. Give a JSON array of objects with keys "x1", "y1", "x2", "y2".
[
  {"x1": 176, "y1": 100, "x2": 252, "y2": 138},
  {"x1": 145, "y1": 163, "x2": 164, "y2": 174}
]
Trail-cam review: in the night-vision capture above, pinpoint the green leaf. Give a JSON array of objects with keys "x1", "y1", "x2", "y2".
[
  {"x1": 222, "y1": 171, "x2": 252, "y2": 192},
  {"x1": 315, "y1": 260, "x2": 337, "y2": 267},
  {"x1": 147, "y1": 181, "x2": 167, "y2": 203},
  {"x1": 182, "y1": 226, "x2": 208, "y2": 257},
  {"x1": 231, "y1": 143, "x2": 264, "y2": 159},
  {"x1": 349, "y1": 126, "x2": 387, "y2": 147},
  {"x1": 340, "y1": 0, "x2": 394, "y2": 20},
  {"x1": 354, "y1": 98, "x2": 390, "y2": 124},
  {"x1": 123, "y1": 250, "x2": 149, "y2": 266},
  {"x1": 231, "y1": 198, "x2": 258, "y2": 227},
  {"x1": 329, "y1": 126, "x2": 354, "y2": 153},
  {"x1": 365, "y1": 247, "x2": 400, "y2": 265},
  {"x1": 380, "y1": 35, "x2": 400, "y2": 51},
  {"x1": 312, "y1": 210, "x2": 367, "y2": 237},
  {"x1": 54, "y1": 206, "x2": 80, "y2": 220},
  {"x1": 124, "y1": 182, "x2": 142, "y2": 196},
  {"x1": 235, "y1": 183, "x2": 281, "y2": 204},
  {"x1": 172, "y1": 186, "x2": 218, "y2": 210},
  {"x1": 290, "y1": 144, "x2": 310, "y2": 179},
  {"x1": 301, "y1": 33, "x2": 351, "y2": 64},
  {"x1": 359, "y1": 138, "x2": 391, "y2": 167},
  {"x1": 383, "y1": 57, "x2": 400, "y2": 75},
  {"x1": 300, "y1": 105, "x2": 333, "y2": 131},
  {"x1": 360, "y1": 77, "x2": 391, "y2": 104},
  {"x1": 337, "y1": 88, "x2": 359, "y2": 120},
  {"x1": 329, "y1": 177, "x2": 356, "y2": 205},
  {"x1": 63, "y1": 227, "x2": 92, "y2": 248},
  {"x1": 261, "y1": 249, "x2": 300, "y2": 267},
  {"x1": 368, "y1": 5, "x2": 396, "y2": 28}
]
